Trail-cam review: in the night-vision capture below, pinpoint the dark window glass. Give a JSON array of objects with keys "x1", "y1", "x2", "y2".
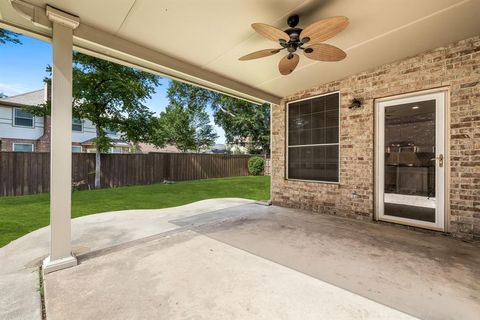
[
  {"x1": 13, "y1": 144, "x2": 33, "y2": 152},
  {"x1": 15, "y1": 117, "x2": 34, "y2": 127},
  {"x1": 72, "y1": 118, "x2": 83, "y2": 132},
  {"x1": 14, "y1": 108, "x2": 34, "y2": 127},
  {"x1": 287, "y1": 92, "x2": 339, "y2": 182}
]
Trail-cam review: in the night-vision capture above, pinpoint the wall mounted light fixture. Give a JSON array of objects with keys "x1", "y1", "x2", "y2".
[{"x1": 349, "y1": 98, "x2": 363, "y2": 110}]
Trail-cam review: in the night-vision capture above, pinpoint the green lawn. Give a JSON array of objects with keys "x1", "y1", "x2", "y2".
[{"x1": 0, "y1": 176, "x2": 270, "y2": 248}]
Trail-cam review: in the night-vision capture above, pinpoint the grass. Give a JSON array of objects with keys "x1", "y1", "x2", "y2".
[{"x1": 0, "y1": 176, "x2": 270, "y2": 248}]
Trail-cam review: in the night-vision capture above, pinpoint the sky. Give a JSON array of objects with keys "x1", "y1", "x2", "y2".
[{"x1": 0, "y1": 33, "x2": 225, "y2": 144}]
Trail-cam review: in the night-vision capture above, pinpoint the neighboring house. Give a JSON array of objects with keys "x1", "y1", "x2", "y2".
[
  {"x1": 226, "y1": 144, "x2": 247, "y2": 155},
  {"x1": 0, "y1": 82, "x2": 131, "y2": 153},
  {"x1": 81, "y1": 138, "x2": 131, "y2": 154},
  {"x1": 135, "y1": 142, "x2": 180, "y2": 153},
  {"x1": 209, "y1": 143, "x2": 228, "y2": 154}
]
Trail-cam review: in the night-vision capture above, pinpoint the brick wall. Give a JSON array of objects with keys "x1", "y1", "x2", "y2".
[
  {"x1": 264, "y1": 159, "x2": 271, "y2": 176},
  {"x1": 272, "y1": 35, "x2": 480, "y2": 240},
  {"x1": 35, "y1": 115, "x2": 51, "y2": 152},
  {"x1": 36, "y1": 81, "x2": 52, "y2": 152},
  {"x1": 0, "y1": 138, "x2": 38, "y2": 151}
]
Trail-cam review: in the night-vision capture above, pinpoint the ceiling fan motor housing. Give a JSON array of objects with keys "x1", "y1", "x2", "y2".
[
  {"x1": 287, "y1": 14, "x2": 299, "y2": 27},
  {"x1": 283, "y1": 14, "x2": 311, "y2": 53},
  {"x1": 284, "y1": 27, "x2": 303, "y2": 53}
]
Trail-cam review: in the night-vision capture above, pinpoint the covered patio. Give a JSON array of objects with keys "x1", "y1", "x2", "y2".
[
  {"x1": 1, "y1": 0, "x2": 479, "y2": 319},
  {"x1": 1, "y1": 199, "x2": 479, "y2": 319}
]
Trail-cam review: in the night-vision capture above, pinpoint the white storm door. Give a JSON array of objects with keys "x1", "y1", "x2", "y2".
[{"x1": 376, "y1": 91, "x2": 446, "y2": 230}]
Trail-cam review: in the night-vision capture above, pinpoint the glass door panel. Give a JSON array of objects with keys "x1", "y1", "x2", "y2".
[
  {"x1": 384, "y1": 100, "x2": 436, "y2": 222},
  {"x1": 376, "y1": 91, "x2": 445, "y2": 230}
]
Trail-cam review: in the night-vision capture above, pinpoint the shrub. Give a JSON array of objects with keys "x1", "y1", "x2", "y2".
[{"x1": 248, "y1": 156, "x2": 265, "y2": 176}]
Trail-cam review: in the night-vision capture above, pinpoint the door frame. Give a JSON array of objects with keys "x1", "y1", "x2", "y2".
[{"x1": 374, "y1": 88, "x2": 449, "y2": 231}]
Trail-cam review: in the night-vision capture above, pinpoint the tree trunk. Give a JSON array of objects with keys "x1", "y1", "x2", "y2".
[
  {"x1": 95, "y1": 126, "x2": 101, "y2": 189},
  {"x1": 95, "y1": 150, "x2": 101, "y2": 188}
]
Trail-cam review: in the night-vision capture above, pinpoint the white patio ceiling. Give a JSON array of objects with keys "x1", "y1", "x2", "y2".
[{"x1": 1, "y1": 0, "x2": 479, "y2": 104}]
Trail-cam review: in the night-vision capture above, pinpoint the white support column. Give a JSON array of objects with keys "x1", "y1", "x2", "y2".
[{"x1": 43, "y1": 6, "x2": 79, "y2": 274}]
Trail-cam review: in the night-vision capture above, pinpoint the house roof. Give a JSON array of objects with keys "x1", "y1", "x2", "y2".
[
  {"x1": 0, "y1": 89, "x2": 45, "y2": 107},
  {"x1": 81, "y1": 138, "x2": 130, "y2": 147},
  {"x1": 1, "y1": 0, "x2": 478, "y2": 104},
  {"x1": 136, "y1": 143, "x2": 180, "y2": 153}
]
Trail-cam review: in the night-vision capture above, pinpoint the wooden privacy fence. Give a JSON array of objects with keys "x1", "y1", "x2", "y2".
[{"x1": 0, "y1": 152, "x2": 251, "y2": 197}]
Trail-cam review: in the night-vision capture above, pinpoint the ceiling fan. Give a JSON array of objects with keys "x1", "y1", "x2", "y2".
[{"x1": 239, "y1": 14, "x2": 349, "y2": 75}]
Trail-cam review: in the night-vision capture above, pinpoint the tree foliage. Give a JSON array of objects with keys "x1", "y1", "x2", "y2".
[
  {"x1": 149, "y1": 80, "x2": 217, "y2": 152},
  {"x1": 212, "y1": 97, "x2": 270, "y2": 155},
  {"x1": 71, "y1": 52, "x2": 159, "y2": 148},
  {"x1": 152, "y1": 103, "x2": 217, "y2": 152},
  {"x1": 163, "y1": 81, "x2": 270, "y2": 154},
  {"x1": 0, "y1": 29, "x2": 21, "y2": 45},
  {"x1": 166, "y1": 80, "x2": 218, "y2": 110}
]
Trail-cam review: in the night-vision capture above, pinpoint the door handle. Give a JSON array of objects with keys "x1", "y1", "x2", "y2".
[{"x1": 430, "y1": 154, "x2": 444, "y2": 167}]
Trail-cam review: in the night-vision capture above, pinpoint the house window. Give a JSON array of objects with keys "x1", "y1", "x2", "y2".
[
  {"x1": 13, "y1": 108, "x2": 34, "y2": 127},
  {"x1": 105, "y1": 128, "x2": 117, "y2": 135},
  {"x1": 287, "y1": 92, "x2": 339, "y2": 182},
  {"x1": 13, "y1": 143, "x2": 34, "y2": 152},
  {"x1": 109, "y1": 147, "x2": 124, "y2": 154},
  {"x1": 72, "y1": 118, "x2": 83, "y2": 132},
  {"x1": 72, "y1": 146, "x2": 82, "y2": 153}
]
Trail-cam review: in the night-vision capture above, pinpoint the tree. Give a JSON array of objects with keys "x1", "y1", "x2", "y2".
[
  {"x1": 31, "y1": 52, "x2": 160, "y2": 188},
  {"x1": 164, "y1": 81, "x2": 270, "y2": 155},
  {"x1": 72, "y1": 52, "x2": 160, "y2": 188},
  {"x1": 0, "y1": 28, "x2": 21, "y2": 45},
  {"x1": 0, "y1": 93, "x2": 7, "y2": 98},
  {"x1": 148, "y1": 80, "x2": 218, "y2": 152},
  {"x1": 192, "y1": 108, "x2": 218, "y2": 151},
  {"x1": 152, "y1": 102, "x2": 217, "y2": 152},
  {"x1": 166, "y1": 80, "x2": 218, "y2": 111},
  {"x1": 212, "y1": 97, "x2": 270, "y2": 155}
]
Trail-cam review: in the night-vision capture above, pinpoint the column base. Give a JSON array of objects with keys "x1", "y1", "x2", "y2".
[{"x1": 42, "y1": 254, "x2": 77, "y2": 274}]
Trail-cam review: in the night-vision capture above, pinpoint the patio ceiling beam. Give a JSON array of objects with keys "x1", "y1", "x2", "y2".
[
  {"x1": 3, "y1": 0, "x2": 281, "y2": 105},
  {"x1": 42, "y1": 5, "x2": 78, "y2": 274}
]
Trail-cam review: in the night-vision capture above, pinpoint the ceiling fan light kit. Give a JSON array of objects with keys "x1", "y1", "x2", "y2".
[{"x1": 240, "y1": 14, "x2": 349, "y2": 75}]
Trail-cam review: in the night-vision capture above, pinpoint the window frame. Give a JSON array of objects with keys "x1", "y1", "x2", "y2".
[
  {"x1": 71, "y1": 145, "x2": 82, "y2": 153},
  {"x1": 12, "y1": 108, "x2": 35, "y2": 128},
  {"x1": 12, "y1": 143, "x2": 34, "y2": 152},
  {"x1": 72, "y1": 118, "x2": 83, "y2": 132},
  {"x1": 109, "y1": 146, "x2": 124, "y2": 154},
  {"x1": 286, "y1": 91, "x2": 341, "y2": 184}
]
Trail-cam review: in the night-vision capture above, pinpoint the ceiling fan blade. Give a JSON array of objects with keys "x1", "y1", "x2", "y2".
[
  {"x1": 252, "y1": 23, "x2": 290, "y2": 42},
  {"x1": 304, "y1": 44, "x2": 347, "y2": 61},
  {"x1": 279, "y1": 54, "x2": 299, "y2": 75},
  {"x1": 300, "y1": 16, "x2": 349, "y2": 44},
  {"x1": 239, "y1": 49, "x2": 281, "y2": 61}
]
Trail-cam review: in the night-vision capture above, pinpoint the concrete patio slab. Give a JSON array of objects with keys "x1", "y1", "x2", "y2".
[
  {"x1": 43, "y1": 203, "x2": 480, "y2": 320},
  {"x1": 195, "y1": 205, "x2": 480, "y2": 319},
  {"x1": 2, "y1": 199, "x2": 479, "y2": 319},
  {"x1": 0, "y1": 198, "x2": 253, "y2": 320},
  {"x1": 45, "y1": 230, "x2": 414, "y2": 320}
]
